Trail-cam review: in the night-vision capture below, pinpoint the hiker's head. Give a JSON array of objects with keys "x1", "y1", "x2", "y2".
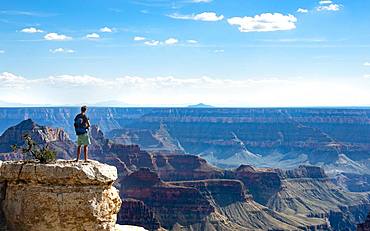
[{"x1": 81, "y1": 105, "x2": 87, "y2": 114}]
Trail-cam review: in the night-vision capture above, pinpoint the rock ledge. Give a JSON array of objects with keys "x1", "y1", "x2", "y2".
[{"x1": 0, "y1": 160, "x2": 122, "y2": 231}]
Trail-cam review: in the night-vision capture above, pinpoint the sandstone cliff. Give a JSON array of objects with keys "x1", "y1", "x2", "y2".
[{"x1": 0, "y1": 160, "x2": 122, "y2": 231}]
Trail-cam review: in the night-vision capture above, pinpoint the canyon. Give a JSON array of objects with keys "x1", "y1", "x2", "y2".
[
  {"x1": 0, "y1": 107, "x2": 369, "y2": 174},
  {"x1": 1, "y1": 107, "x2": 370, "y2": 230}
]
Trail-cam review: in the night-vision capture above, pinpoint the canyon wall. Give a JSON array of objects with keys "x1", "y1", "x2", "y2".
[
  {"x1": 1, "y1": 107, "x2": 369, "y2": 174},
  {"x1": 1, "y1": 118, "x2": 370, "y2": 230}
]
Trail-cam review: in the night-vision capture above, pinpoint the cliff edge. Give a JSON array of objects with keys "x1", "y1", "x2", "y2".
[{"x1": 0, "y1": 160, "x2": 123, "y2": 231}]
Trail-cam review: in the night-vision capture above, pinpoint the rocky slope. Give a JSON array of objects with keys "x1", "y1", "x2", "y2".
[
  {"x1": 232, "y1": 165, "x2": 370, "y2": 230},
  {"x1": 333, "y1": 173, "x2": 370, "y2": 192},
  {"x1": 0, "y1": 160, "x2": 122, "y2": 231},
  {"x1": 0, "y1": 119, "x2": 75, "y2": 160}
]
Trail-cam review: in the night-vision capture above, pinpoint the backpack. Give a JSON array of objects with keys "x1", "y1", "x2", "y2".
[{"x1": 74, "y1": 114, "x2": 88, "y2": 135}]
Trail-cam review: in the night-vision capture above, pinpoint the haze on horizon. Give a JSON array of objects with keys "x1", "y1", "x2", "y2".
[{"x1": 0, "y1": 0, "x2": 369, "y2": 107}]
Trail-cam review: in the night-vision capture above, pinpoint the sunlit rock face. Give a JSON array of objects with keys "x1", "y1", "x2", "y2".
[
  {"x1": 0, "y1": 160, "x2": 122, "y2": 231},
  {"x1": 0, "y1": 119, "x2": 75, "y2": 160}
]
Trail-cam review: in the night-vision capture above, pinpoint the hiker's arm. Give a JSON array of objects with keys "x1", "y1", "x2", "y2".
[{"x1": 87, "y1": 119, "x2": 91, "y2": 128}]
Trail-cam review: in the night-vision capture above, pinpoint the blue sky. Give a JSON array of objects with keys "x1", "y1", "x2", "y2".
[{"x1": 0, "y1": 0, "x2": 369, "y2": 107}]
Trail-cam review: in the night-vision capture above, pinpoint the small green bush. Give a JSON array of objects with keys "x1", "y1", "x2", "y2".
[{"x1": 12, "y1": 134, "x2": 56, "y2": 164}]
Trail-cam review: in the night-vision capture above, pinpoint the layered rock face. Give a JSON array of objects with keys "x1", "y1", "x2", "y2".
[
  {"x1": 120, "y1": 168, "x2": 329, "y2": 231},
  {"x1": 0, "y1": 119, "x2": 75, "y2": 160},
  {"x1": 118, "y1": 199, "x2": 161, "y2": 231},
  {"x1": 171, "y1": 179, "x2": 251, "y2": 207},
  {"x1": 276, "y1": 165, "x2": 327, "y2": 179},
  {"x1": 233, "y1": 165, "x2": 282, "y2": 205},
  {"x1": 0, "y1": 160, "x2": 122, "y2": 231},
  {"x1": 334, "y1": 173, "x2": 370, "y2": 192},
  {"x1": 121, "y1": 168, "x2": 214, "y2": 229},
  {"x1": 1, "y1": 107, "x2": 370, "y2": 174},
  {"x1": 152, "y1": 153, "x2": 224, "y2": 181},
  {"x1": 232, "y1": 165, "x2": 370, "y2": 230}
]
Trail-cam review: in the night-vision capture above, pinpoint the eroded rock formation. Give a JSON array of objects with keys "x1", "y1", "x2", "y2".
[
  {"x1": 0, "y1": 160, "x2": 122, "y2": 231},
  {"x1": 0, "y1": 119, "x2": 75, "y2": 160},
  {"x1": 122, "y1": 168, "x2": 214, "y2": 229},
  {"x1": 1, "y1": 119, "x2": 370, "y2": 230}
]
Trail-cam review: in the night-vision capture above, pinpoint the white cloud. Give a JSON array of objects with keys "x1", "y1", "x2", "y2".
[
  {"x1": 0, "y1": 72, "x2": 28, "y2": 89},
  {"x1": 86, "y1": 33, "x2": 100, "y2": 39},
  {"x1": 47, "y1": 75, "x2": 106, "y2": 86},
  {"x1": 297, "y1": 8, "x2": 309, "y2": 13},
  {"x1": 363, "y1": 62, "x2": 370, "y2": 66},
  {"x1": 319, "y1": 0, "x2": 333, "y2": 4},
  {"x1": 44, "y1": 33, "x2": 72, "y2": 41},
  {"x1": 228, "y1": 13, "x2": 297, "y2": 33},
  {"x1": 0, "y1": 50, "x2": 4, "y2": 54},
  {"x1": 213, "y1": 49, "x2": 224, "y2": 53},
  {"x1": 168, "y1": 12, "x2": 224, "y2": 21},
  {"x1": 100, "y1": 27, "x2": 113, "y2": 33},
  {"x1": 1, "y1": 72, "x2": 370, "y2": 107},
  {"x1": 316, "y1": 4, "x2": 341, "y2": 11},
  {"x1": 142, "y1": 38, "x2": 179, "y2": 46},
  {"x1": 21, "y1": 27, "x2": 44, "y2": 33},
  {"x1": 134, "y1": 36, "x2": 146, "y2": 41},
  {"x1": 364, "y1": 75, "x2": 370, "y2": 79},
  {"x1": 144, "y1": 40, "x2": 160, "y2": 46},
  {"x1": 49, "y1": 48, "x2": 75, "y2": 54},
  {"x1": 187, "y1": 40, "x2": 198, "y2": 44},
  {"x1": 165, "y1": 38, "x2": 178, "y2": 45}
]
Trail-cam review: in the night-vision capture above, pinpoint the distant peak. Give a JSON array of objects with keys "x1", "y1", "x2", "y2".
[
  {"x1": 187, "y1": 103, "x2": 214, "y2": 108},
  {"x1": 16, "y1": 119, "x2": 38, "y2": 130}
]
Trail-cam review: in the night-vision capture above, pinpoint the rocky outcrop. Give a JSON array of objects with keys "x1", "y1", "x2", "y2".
[
  {"x1": 233, "y1": 165, "x2": 282, "y2": 205},
  {"x1": 101, "y1": 140, "x2": 224, "y2": 182},
  {"x1": 0, "y1": 119, "x2": 71, "y2": 150},
  {"x1": 276, "y1": 165, "x2": 327, "y2": 179},
  {"x1": 0, "y1": 119, "x2": 75, "y2": 160},
  {"x1": 0, "y1": 160, "x2": 122, "y2": 231},
  {"x1": 171, "y1": 179, "x2": 251, "y2": 207},
  {"x1": 153, "y1": 153, "x2": 224, "y2": 181}
]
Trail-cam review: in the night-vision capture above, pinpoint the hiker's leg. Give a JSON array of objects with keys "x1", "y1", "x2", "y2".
[
  {"x1": 84, "y1": 145, "x2": 88, "y2": 161},
  {"x1": 76, "y1": 145, "x2": 81, "y2": 161}
]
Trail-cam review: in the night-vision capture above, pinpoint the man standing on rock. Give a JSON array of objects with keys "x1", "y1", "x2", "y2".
[{"x1": 74, "y1": 105, "x2": 91, "y2": 161}]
